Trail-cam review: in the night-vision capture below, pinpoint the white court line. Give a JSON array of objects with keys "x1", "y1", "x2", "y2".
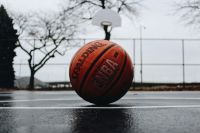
[
  {"x1": 123, "y1": 97, "x2": 200, "y2": 100},
  {"x1": 0, "y1": 105, "x2": 200, "y2": 109},
  {"x1": 0, "y1": 99, "x2": 82, "y2": 103},
  {"x1": 1, "y1": 97, "x2": 200, "y2": 103}
]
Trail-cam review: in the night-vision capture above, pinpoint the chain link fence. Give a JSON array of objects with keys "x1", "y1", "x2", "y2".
[{"x1": 10, "y1": 38, "x2": 200, "y2": 89}]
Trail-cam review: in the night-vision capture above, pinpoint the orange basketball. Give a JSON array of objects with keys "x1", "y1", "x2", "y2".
[{"x1": 69, "y1": 40, "x2": 134, "y2": 104}]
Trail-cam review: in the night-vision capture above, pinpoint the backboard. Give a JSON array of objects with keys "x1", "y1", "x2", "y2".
[{"x1": 92, "y1": 9, "x2": 121, "y2": 28}]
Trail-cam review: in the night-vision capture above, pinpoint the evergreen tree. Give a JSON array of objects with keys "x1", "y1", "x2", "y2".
[{"x1": 0, "y1": 5, "x2": 18, "y2": 88}]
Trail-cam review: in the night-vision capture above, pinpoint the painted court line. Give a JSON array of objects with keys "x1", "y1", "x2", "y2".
[
  {"x1": 0, "y1": 98, "x2": 82, "y2": 103},
  {"x1": 123, "y1": 97, "x2": 200, "y2": 100},
  {"x1": 1, "y1": 105, "x2": 200, "y2": 109},
  {"x1": 1, "y1": 97, "x2": 200, "y2": 103}
]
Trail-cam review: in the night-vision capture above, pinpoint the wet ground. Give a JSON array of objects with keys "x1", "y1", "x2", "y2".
[{"x1": 0, "y1": 91, "x2": 200, "y2": 133}]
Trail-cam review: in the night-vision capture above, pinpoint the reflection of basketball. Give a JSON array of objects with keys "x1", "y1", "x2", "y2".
[{"x1": 69, "y1": 40, "x2": 134, "y2": 105}]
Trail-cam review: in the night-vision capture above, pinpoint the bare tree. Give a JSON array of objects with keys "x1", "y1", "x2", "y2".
[
  {"x1": 62, "y1": 0, "x2": 143, "y2": 40},
  {"x1": 174, "y1": 0, "x2": 200, "y2": 28},
  {"x1": 13, "y1": 12, "x2": 78, "y2": 89}
]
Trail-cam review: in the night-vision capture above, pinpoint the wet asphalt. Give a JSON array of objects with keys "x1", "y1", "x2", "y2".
[{"x1": 0, "y1": 91, "x2": 200, "y2": 133}]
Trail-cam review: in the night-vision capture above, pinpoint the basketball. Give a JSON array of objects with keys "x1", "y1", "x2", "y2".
[{"x1": 69, "y1": 40, "x2": 134, "y2": 104}]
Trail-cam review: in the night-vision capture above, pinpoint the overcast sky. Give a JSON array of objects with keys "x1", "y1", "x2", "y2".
[{"x1": 0, "y1": 0, "x2": 199, "y2": 39}]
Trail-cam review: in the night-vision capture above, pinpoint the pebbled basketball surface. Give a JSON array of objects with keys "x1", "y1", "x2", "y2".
[{"x1": 69, "y1": 40, "x2": 134, "y2": 104}]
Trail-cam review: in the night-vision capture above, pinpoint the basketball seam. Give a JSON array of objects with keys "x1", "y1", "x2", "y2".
[
  {"x1": 102, "y1": 50, "x2": 127, "y2": 97},
  {"x1": 78, "y1": 44, "x2": 116, "y2": 95}
]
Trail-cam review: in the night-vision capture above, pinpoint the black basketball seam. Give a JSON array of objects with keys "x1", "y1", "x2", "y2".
[
  {"x1": 78, "y1": 44, "x2": 116, "y2": 95},
  {"x1": 101, "y1": 50, "x2": 127, "y2": 97}
]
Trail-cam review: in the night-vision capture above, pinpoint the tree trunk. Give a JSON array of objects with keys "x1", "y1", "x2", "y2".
[{"x1": 29, "y1": 70, "x2": 35, "y2": 89}]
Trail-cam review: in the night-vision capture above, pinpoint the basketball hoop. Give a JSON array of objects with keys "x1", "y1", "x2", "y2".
[
  {"x1": 101, "y1": 21, "x2": 112, "y2": 26},
  {"x1": 101, "y1": 21, "x2": 112, "y2": 32},
  {"x1": 92, "y1": 9, "x2": 121, "y2": 28}
]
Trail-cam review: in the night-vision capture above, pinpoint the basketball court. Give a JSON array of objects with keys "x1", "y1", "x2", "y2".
[
  {"x1": 1, "y1": 1, "x2": 200, "y2": 133},
  {"x1": 0, "y1": 91, "x2": 200, "y2": 133}
]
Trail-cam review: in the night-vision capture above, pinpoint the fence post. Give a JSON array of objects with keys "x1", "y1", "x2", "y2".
[
  {"x1": 83, "y1": 39, "x2": 86, "y2": 45},
  {"x1": 133, "y1": 39, "x2": 136, "y2": 90},
  {"x1": 140, "y1": 38, "x2": 143, "y2": 84},
  {"x1": 182, "y1": 39, "x2": 185, "y2": 89}
]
